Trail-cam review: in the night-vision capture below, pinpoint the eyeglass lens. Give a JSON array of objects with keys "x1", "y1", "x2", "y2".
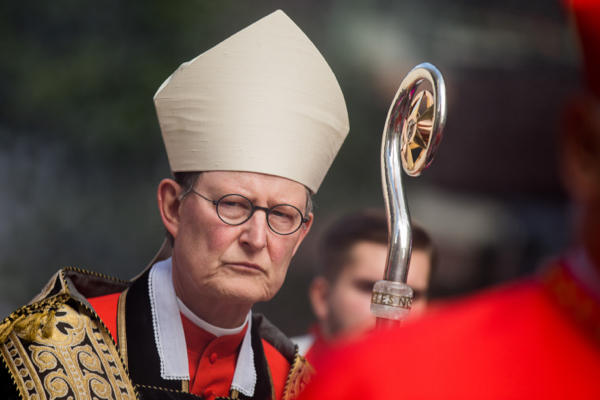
[{"x1": 216, "y1": 194, "x2": 303, "y2": 234}]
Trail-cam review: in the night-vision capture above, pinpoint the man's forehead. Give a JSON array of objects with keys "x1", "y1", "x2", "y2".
[
  {"x1": 196, "y1": 171, "x2": 309, "y2": 202},
  {"x1": 345, "y1": 241, "x2": 388, "y2": 277},
  {"x1": 198, "y1": 170, "x2": 306, "y2": 189}
]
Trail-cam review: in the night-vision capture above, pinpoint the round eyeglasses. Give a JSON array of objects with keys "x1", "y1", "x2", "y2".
[{"x1": 191, "y1": 190, "x2": 309, "y2": 235}]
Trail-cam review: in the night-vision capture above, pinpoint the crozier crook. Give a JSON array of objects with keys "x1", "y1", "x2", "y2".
[{"x1": 370, "y1": 63, "x2": 447, "y2": 329}]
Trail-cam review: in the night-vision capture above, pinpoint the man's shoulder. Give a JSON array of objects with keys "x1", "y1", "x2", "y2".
[
  {"x1": 252, "y1": 313, "x2": 296, "y2": 362},
  {"x1": 391, "y1": 278, "x2": 573, "y2": 352},
  {"x1": 371, "y1": 279, "x2": 555, "y2": 365},
  {"x1": 415, "y1": 278, "x2": 547, "y2": 329},
  {"x1": 1, "y1": 267, "x2": 129, "y2": 339},
  {"x1": 302, "y1": 279, "x2": 600, "y2": 399},
  {"x1": 252, "y1": 313, "x2": 315, "y2": 400},
  {"x1": 0, "y1": 272, "x2": 137, "y2": 400},
  {"x1": 24, "y1": 267, "x2": 131, "y2": 308}
]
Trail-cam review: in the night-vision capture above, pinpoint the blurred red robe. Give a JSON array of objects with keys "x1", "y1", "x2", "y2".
[{"x1": 300, "y1": 260, "x2": 600, "y2": 398}]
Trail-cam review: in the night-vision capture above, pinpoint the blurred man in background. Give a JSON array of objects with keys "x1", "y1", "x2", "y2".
[
  {"x1": 0, "y1": 10, "x2": 349, "y2": 400},
  {"x1": 299, "y1": 1, "x2": 600, "y2": 397},
  {"x1": 294, "y1": 210, "x2": 435, "y2": 363}
]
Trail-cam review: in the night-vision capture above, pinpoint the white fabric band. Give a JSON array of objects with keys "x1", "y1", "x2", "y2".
[
  {"x1": 149, "y1": 258, "x2": 189, "y2": 380},
  {"x1": 148, "y1": 258, "x2": 257, "y2": 395},
  {"x1": 177, "y1": 298, "x2": 248, "y2": 337}
]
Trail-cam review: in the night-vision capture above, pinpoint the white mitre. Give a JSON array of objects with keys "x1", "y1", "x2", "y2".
[{"x1": 154, "y1": 10, "x2": 349, "y2": 194}]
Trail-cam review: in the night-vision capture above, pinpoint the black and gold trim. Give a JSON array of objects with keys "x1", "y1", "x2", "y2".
[
  {"x1": 282, "y1": 351, "x2": 314, "y2": 400},
  {"x1": 117, "y1": 287, "x2": 130, "y2": 367},
  {"x1": 2, "y1": 332, "x2": 45, "y2": 400}
]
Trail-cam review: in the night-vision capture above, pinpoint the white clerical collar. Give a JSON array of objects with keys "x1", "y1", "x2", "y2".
[
  {"x1": 177, "y1": 298, "x2": 248, "y2": 337},
  {"x1": 149, "y1": 257, "x2": 257, "y2": 396}
]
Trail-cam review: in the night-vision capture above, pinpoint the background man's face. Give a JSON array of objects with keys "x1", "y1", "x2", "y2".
[
  {"x1": 172, "y1": 171, "x2": 312, "y2": 307},
  {"x1": 325, "y1": 241, "x2": 431, "y2": 338},
  {"x1": 407, "y1": 250, "x2": 431, "y2": 316}
]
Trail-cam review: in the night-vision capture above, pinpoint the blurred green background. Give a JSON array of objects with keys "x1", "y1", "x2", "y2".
[{"x1": 0, "y1": 0, "x2": 580, "y2": 335}]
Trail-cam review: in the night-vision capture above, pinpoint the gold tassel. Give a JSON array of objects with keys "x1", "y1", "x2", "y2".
[
  {"x1": 42, "y1": 310, "x2": 56, "y2": 339},
  {"x1": 0, "y1": 294, "x2": 68, "y2": 344},
  {"x1": 13, "y1": 313, "x2": 44, "y2": 342},
  {"x1": 0, "y1": 315, "x2": 24, "y2": 344}
]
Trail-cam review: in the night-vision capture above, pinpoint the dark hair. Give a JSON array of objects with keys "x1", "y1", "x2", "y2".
[
  {"x1": 317, "y1": 209, "x2": 435, "y2": 284},
  {"x1": 165, "y1": 171, "x2": 314, "y2": 245},
  {"x1": 165, "y1": 171, "x2": 202, "y2": 246}
]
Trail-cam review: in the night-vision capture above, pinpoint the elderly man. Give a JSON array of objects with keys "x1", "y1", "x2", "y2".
[
  {"x1": 0, "y1": 10, "x2": 349, "y2": 400},
  {"x1": 299, "y1": 1, "x2": 600, "y2": 398}
]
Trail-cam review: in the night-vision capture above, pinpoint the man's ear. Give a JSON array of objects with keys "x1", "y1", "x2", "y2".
[
  {"x1": 309, "y1": 276, "x2": 330, "y2": 323},
  {"x1": 292, "y1": 212, "x2": 314, "y2": 256},
  {"x1": 158, "y1": 179, "x2": 182, "y2": 240}
]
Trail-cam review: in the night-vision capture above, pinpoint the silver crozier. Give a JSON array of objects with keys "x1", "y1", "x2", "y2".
[{"x1": 370, "y1": 63, "x2": 447, "y2": 329}]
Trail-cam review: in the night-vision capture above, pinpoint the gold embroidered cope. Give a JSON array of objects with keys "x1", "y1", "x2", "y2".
[
  {"x1": 0, "y1": 268, "x2": 314, "y2": 400},
  {"x1": 0, "y1": 300, "x2": 136, "y2": 400}
]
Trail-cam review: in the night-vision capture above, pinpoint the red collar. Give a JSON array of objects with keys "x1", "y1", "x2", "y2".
[{"x1": 180, "y1": 312, "x2": 247, "y2": 357}]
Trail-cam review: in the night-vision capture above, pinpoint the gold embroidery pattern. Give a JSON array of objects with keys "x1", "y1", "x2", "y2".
[
  {"x1": 117, "y1": 287, "x2": 129, "y2": 369},
  {"x1": 282, "y1": 353, "x2": 315, "y2": 400},
  {"x1": 1, "y1": 301, "x2": 136, "y2": 400},
  {"x1": 1, "y1": 332, "x2": 47, "y2": 400}
]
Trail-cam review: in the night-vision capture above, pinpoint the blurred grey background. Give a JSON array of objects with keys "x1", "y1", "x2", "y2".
[{"x1": 0, "y1": 0, "x2": 581, "y2": 335}]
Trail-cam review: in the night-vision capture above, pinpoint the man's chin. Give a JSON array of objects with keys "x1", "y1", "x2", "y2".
[
  {"x1": 218, "y1": 274, "x2": 281, "y2": 303},
  {"x1": 216, "y1": 285, "x2": 272, "y2": 305}
]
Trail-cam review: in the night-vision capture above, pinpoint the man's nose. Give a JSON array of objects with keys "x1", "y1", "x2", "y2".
[{"x1": 239, "y1": 209, "x2": 269, "y2": 250}]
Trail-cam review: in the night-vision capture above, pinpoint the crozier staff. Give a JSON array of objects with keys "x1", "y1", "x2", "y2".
[{"x1": 0, "y1": 10, "x2": 349, "y2": 400}]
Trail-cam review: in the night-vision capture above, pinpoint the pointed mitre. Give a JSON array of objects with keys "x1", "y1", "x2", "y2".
[{"x1": 154, "y1": 10, "x2": 349, "y2": 193}]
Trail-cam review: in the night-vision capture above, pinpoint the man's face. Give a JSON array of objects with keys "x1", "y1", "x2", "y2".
[
  {"x1": 171, "y1": 171, "x2": 312, "y2": 307},
  {"x1": 407, "y1": 250, "x2": 431, "y2": 316},
  {"x1": 325, "y1": 242, "x2": 430, "y2": 338}
]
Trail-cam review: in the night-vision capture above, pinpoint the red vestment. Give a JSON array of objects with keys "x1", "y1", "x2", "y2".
[
  {"x1": 300, "y1": 261, "x2": 600, "y2": 399},
  {"x1": 89, "y1": 293, "x2": 290, "y2": 399},
  {"x1": 303, "y1": 325, "x2": 331, "y2": 366}
]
